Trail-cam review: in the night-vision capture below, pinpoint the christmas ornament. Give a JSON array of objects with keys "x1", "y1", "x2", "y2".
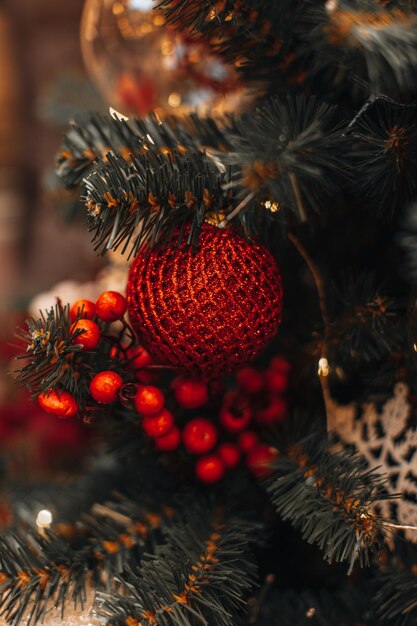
[
  {"x1": 70, "y1": 299, "x2": 96, "y2": 322},
  {"x1": 172, "y1": 377, "x2": 208, "y2": 409},
  {"x1": 127, "y1": 224, "x2": 283, "y2": 378},
  {"x1": 247, "y1": 444, "x2": 278, "y2": 478},
  {"x1": 183, "y1": 418, "x2": 218, "y2": 455},
  {"x1": 218, "y1": 443, "x2": 241, "y2": 469},
  {"x1": 96, "y1": 291, "x2": 127, "y2": 322},
  {"x1": 142, "y1": 409, "x2": 174, "y2": 438},
  {"x1": 90, "y1": 371, "x2": 123, "y2": 404},
  {"x1": 331, "y1": 382, "x2": 417, "y2": 544},
  {"x1": 80, "y1": 0, "x2": 247, "y2": 118},
  {"x1": 195, "y1": 454, "x2": 225, "y2": 483},
  {"x1": 155, "y1": 425, "x2": 181, "y2": 451},
  {"x1": 71, "y1": 319, "x2": 101, "y2": 351},
  {"x1": 38, "y1": 390, "x2": 78, "y2": 418},
  {"x1": 134, "y1": 385, "x2": 165, "y2": 416}
]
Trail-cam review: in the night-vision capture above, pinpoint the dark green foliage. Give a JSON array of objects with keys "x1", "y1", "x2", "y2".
[
  {"x1": 0, "y1": 495, "x2": 170, "y2": 626},
  {"x1": 15, "y1": 304, "x2": 86, "y2": 398},
  {"x1": 221, "y1": 96, "x2": 348, "y2": 222},
  {"x1": 56, "y1": 112, "x2": 234, "y2": 191},
  {"x1": 328, "y1": 273, "x2": 403, "y2": 364},
  {"x1": 349, "y1": 97, "x2": 417, "y2": 217},
  {"x1": 84, "y1": 148, "x2": 229, "y2": 256},
  {"x1": 96, "y1": 504, "x2": 258, "y2": 626},
  {"x1": 373, "y1": 541, "x2": 417, "y2": 625},
  {"x1": 266, "y1": 434, "x2": 393, "y2": 572}
]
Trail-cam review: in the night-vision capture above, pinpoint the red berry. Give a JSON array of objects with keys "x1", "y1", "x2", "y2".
[
  {"x1": 265, "y1": 369, "x2": 288, "y2": 394},
  {"x1": 134, "y1": 385, "x2": 165, "y2": 416},
  {"x1": 195, "y1": 454, "x2": 225, "y2": 483},
  {"x1": 236, "y1": 367, "x2": 264, "y2": 395},
  {"x1": 172, "y1": 377, "x2": 208, "y2": 409},
  {"x1": 96, "y1": 291, "x2": 127, "y2": 322},
  {"x1": 219, "y1": 404, "x2": 251, "y2": 433},
  {"x1": 155, "y1": 426, "x2": 181, "y2": 451},
  {"x1": 134, "y1": 369, "x2": 160, "y2": 385},
  {"x1": 238, "y1": 430, "x2": 259, "y2": 454},
  {"x1": 127, "y1": 345, "x2": 153, "y2": 369},
  {"x1": 71, "y1": 319, "x2": 101, "y2": 351},
  {"x1": 142, "y1": 409, "x2": 174, "y2": 438},
  {"x1": 270, "y1": 356, "x2": 291, "y2": 374},
  {"x1": 183, "y1": 418, "x2": 218, "y2": 455},
  {"x1": 109, "y1": 345, "x2": 119, "y2": 359},
  {"x1": 255, "y1": 396, "x2": 287, "y2": 425},
  {"x1": 38, "y1": 390, "x2": 78, "y2": 418},
  {"x1": 90, "y1": 371, "x2": 123, "y2": 404},
  {"x1": 218, "y1": 443, "x2": 241, "y2": 469},
  {"x1": 70, "y1": 299, "x2": 96, "y2": 322},
  {"x1": 247, "y1": 444, "x2": 278, "y2": 478}
]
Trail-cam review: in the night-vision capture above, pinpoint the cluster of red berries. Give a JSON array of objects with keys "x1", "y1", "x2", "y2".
[
  {"x1": 38, "y1": 291, "x2": 128, "y2": 418},
  {"x1": 36, "y1": 287, "x2": 289, "y2": 485},
  {"x1": 135, "y1": 357, "x2": 290, "y2": 484}
]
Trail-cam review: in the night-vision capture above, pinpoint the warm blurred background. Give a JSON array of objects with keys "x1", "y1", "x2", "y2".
[
  {"x1": 0, "y1": 0, "x2": 248, "y2": 485},
  {"x1": 0, "y1": 0, "x2": 100, "y2": 488}
]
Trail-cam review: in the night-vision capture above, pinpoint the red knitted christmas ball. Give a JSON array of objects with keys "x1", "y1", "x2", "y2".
[{"x1": 126, "y1": 224, "x2": 283, "y2": 378}]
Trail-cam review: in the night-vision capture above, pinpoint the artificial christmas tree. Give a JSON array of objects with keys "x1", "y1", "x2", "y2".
[{"x1": 6, "y1": 1, "x2": 417, "y2": 625}]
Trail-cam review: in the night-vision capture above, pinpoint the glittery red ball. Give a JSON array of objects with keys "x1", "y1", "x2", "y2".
[{"x1": 126, "y1": 224, "x2": 283, "y2": 378}]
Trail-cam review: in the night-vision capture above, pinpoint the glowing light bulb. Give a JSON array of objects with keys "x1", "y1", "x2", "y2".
[
  {"x1": 325, "y1": 0, "x2": 338, "y2": 12},
  {"x1": 36, "y1": 509, "x2": 53, "y2": 529},
  {"x1": 318, "y1": 357, "x2": 330, "y2": 377},
  {"x1": 168, "y1": 92, "x2": 182, "y2": 107}
]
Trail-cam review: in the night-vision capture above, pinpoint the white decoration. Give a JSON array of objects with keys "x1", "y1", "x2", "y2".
[{"x1": 331, "y1": 383, "x2": 417, "y2": 543}]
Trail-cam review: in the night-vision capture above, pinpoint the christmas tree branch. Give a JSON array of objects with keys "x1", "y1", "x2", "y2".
[
  {"x1": 15, "y1": 304, "x2": 87, "y2": 399},
  {"x1": 95, "y1": 504, "x2": 258, "y2": 626},
  {"x1": 0, "y1": 496, "x2": 172, "y2": 626},
  {"x1": 84, "y1": 149, "x2": 229, "y2": 256},
  {"x1": 373, "y1": 541, "x2": 417, "y2": 625},
  {"x1": 347, "y1": 96, "x2": 417, "y2": 217},
  {"x1": 266, "y1": 434, "x2": 392, "y2": 573},
  {"x1": 222, "y1": 96, "x2": 348, "y2": 225}
]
